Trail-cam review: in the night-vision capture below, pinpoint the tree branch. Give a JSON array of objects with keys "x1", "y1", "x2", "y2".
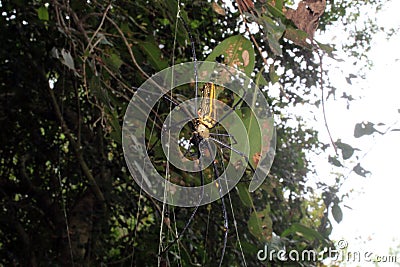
[{"x1": 47, "y1": 85, "x2": 106, "y2": 203}]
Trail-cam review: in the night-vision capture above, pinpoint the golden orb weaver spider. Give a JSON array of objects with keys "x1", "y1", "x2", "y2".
[{"x1": 122, "y1": 14, "x2": 274, "y2": 267}]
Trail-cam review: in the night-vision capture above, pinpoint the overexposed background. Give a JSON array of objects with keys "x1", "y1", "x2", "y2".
[{"x1": 315, "y1": 1, "x2": 400, "y2": 266}]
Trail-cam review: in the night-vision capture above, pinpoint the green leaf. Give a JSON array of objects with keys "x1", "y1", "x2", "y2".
[
  {"x1": 236, "y1": 183, "x2": 252, "y2": 207},
  {"x1": 138, "y1": 41, "x2": 168, "y2": 71},
  {"x1": 89, "y1": 75, "x2": 109, "y2": 106},
  {"x1": 106, "y1": 107, "x2": 122, "y2": 145},
  {"x1": 265, "y1": 0, "x2": 285, "y2": 20},
  {"x1": 354, "y1": 121, "x2": 382, "y2": 138},
  {"x1": 239, "y1": 241, "x2": 259, "y2": 255},
  {"x1": 273, "y1": 0, "x2": 283, "y2": 12},
  {"x1": 248, "y1": 206, "x2": 272, "y2": 242},
  {"x1": 353, "y1": 163, "x2": 371, "y2": 177},
  {"x1": 335, "y1": 140, "x2": 358, "y2": 160},
  {"x1": 255, "y1": 68, "x2": 269, "y2": 87},
  {"x1": 205, "y1": 35, "x2": 255, "y2": 77},
  {"x1": 261, "y1": 16, "x2": 285, "y2": 56},
  {"x1": 282, "y1": 223, "x2": 327, "y2": 244},
  {"x1": 104, "y1": 53, "x2": 123, "y2": 73},
  {"x1": 328, "y1": 155, "x2": 343, "y2": 167},
  {"x1": 37, "y1": 6, "x2": 49, "y2": 21},
  {"x1": 316, "y1": 41, "x2": 336, "y2": 59},
  {"x1": 240, "y1": 107, "x2": 261, "y2": 169},
  {"x1": 269, "y1": 65, "x2": 280, "y2": 84},
  {"x1": 284, "y1": 26, "x2": 310, "y2": 49},
  {"x1": 331, "y1": 203, "x2": 343, "y2": 223}
]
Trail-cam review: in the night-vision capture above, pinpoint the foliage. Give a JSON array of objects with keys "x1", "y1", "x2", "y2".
[{"x1": 0, "y1": 0, "x2": 387, "y2": 266}]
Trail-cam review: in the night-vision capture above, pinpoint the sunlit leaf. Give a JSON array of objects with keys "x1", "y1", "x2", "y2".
[
  {"x1": 37, "y1": 6, "x2": 49, "y2": 21},
  {"x1": 265, "y1": 0, "x2": 285, "y2": 20},
  {"x1": 273, "y1": 0, "x2": 283, "y2": 12},
  {"x1": 205, "y1": 35, "x2": 255, "y2": 77}
]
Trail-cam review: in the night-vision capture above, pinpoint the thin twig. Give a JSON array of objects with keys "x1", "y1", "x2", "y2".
[
  {"x1": 317, "y1": 49, "x2": 338, "y2": 154},
  {"x1": 235, "y1": 2, "x2": 289, "y2": 98},
  {"x1": 85, "y1": 3, "x2": 112, "y2": 54},
  {"x1": 48, "y1": 85, "x2": 106, "y2": 203},
  {"x1": 106, "y1": 16, "x2": 150, "y2": 79}
]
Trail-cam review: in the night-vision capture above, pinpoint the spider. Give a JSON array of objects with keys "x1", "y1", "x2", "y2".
[
  {"x1": 155, "y1": 79, "x2": 257, "y2": 267},
  {"x1": 122, "y1": 15, "x2": 274, "y2": 267}
]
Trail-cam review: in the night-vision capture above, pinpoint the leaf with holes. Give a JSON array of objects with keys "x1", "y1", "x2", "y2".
[
  {"x1": 353, "y1": 163, "x2": 371, "y2": 177},
  {"x1": 205, "y1": 35, "x2": 255, "y2": 77},
  {"x1": 354, "y1": 121, "x2": 382, "y2": 138},
  {"x1": 248, "y1": 206, "x2": 272, "y2": 242}
]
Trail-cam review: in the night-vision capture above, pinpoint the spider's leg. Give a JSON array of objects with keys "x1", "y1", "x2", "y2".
[
  {"x1": 160, "y1": 160, "x2": 205, "y2": 255},
  {"x1": 213, "y1": 89, "x2": 247, "y2": 127},
  {"x1": 208, "y1": 145, "x2": 228, "y2": 267},
  {"x1": 209, "y1": 137, "x2": 256, "y2": 174},
  {"x1": 209, "y1": 132, "x2": 238, "y2": 145}
]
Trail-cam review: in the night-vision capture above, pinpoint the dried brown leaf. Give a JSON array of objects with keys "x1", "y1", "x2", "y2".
[{"x1": 284, "y1": 0, "x2": 326, "y2": 39}]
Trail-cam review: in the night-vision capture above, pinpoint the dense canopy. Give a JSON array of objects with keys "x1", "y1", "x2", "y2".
[{"x1": 0, "y1": 0, "x2": 385, "y2": 266}]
